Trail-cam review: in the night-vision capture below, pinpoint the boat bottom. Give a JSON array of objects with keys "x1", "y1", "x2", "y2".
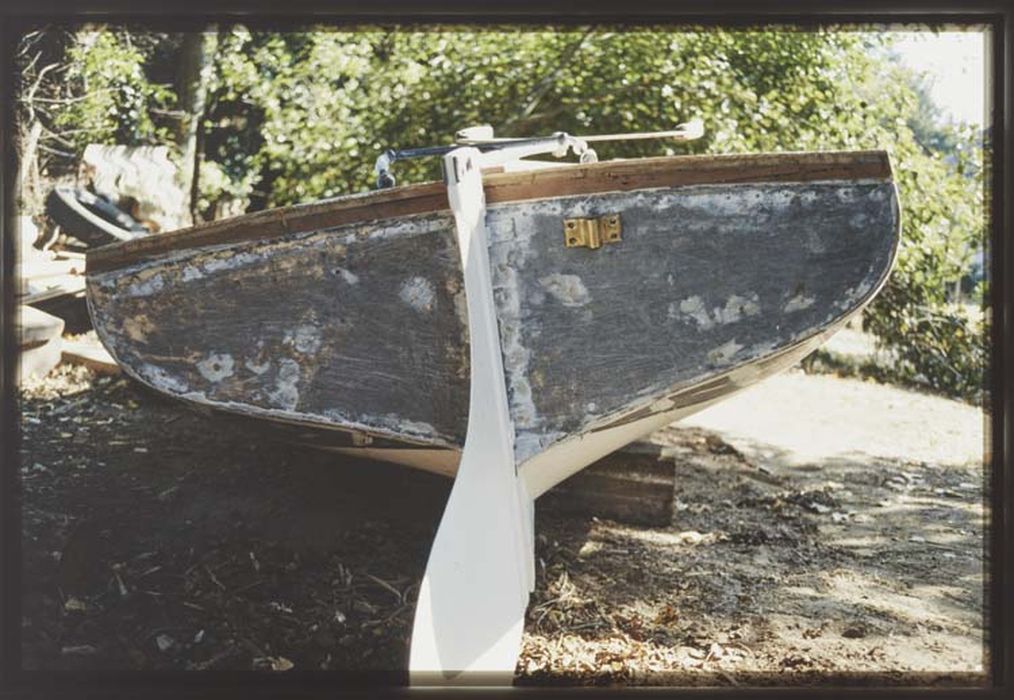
[{"x1": 197, "y1": 317, "x2": 845, "y2": 494}]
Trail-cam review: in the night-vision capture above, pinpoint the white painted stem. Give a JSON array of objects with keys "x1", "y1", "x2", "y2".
[{"x1": 408, "y1": 147, "x2": 535, "y2": 686}]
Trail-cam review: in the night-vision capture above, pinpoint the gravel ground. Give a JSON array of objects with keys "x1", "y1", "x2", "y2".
[{"x1": 17, "y1": 356, "x2": 987, "y2": 686}]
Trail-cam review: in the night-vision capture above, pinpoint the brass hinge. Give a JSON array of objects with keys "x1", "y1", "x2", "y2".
[{"x1": 563, "y1": 214, "x2": 622, "y2": 250}]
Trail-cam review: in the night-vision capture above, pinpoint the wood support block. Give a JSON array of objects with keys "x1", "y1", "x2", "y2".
[
  {"x1": 541, "y1": 442, "x2": 675, "y2": 526},
  {"x1": 61, "y1": 340, "x2": 120, "y2": 375}
]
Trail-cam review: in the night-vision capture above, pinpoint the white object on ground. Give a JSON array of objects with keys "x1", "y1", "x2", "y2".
[
  {"x1": 409, "y1": 145, "x2": 560, "y2": 686},
  {"x1": 16, "y1": 305, "x2": 65, "y2": 382},
  {"x1": 82, "y1": 144, "x2": 189, "y2": 231}
]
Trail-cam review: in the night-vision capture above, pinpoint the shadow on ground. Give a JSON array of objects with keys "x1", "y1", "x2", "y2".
[{"x1": 18, "y1": 366, "x2": 986, "y2": 686}]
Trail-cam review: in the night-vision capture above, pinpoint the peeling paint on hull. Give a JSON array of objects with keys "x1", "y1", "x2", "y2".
[
  {"x1": 88, "y1": 171, "x2": 899, "y2": 486},
  {"x1": 485, "y1": 180, "x2": 899, "y2": 463},
  {"x1": 89, "y1": 210, "x2": 470, "y2": 446}
]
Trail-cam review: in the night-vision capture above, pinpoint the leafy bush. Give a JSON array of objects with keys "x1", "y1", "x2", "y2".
[
  {"x1": 54, "y1": 30, "x2": 176, "y2": 152},
  {"x1": 19, "y1": 25, "x2": 988, "y2": 402}
]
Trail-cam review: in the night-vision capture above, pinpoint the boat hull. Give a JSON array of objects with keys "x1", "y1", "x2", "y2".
[{"x1": 86, "y1": 151, "x2": 900, "y2": 490}]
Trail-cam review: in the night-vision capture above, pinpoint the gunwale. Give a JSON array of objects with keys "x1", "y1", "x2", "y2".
[{"x1": 86, "y1": 150, "x2": 891, "y2": 273}]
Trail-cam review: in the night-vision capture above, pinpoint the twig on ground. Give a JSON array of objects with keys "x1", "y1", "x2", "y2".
[
  {"x1": 365, "y1": 573, "x2": 403, "y2": 603},
  {"x1": 228, "y1": 579, "x2": 265, "y2": 596},
  {"x1": 203, "y1": 565, "x2": 226, "y2": 591}
]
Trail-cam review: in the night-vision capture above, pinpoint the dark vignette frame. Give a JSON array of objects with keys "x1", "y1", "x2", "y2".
[{"x1": 0, "y1": 1, "x2": 1009, "y2": 699}]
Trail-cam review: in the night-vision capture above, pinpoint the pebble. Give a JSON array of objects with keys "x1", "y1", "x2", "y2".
[{"x1": 155, "y1": 634, "x2": 174, "y2": 652}]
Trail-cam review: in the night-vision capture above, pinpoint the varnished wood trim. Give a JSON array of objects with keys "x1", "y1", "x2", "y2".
[{"x1": 87, "y1": 150, "x2": 891, "y2": 273}]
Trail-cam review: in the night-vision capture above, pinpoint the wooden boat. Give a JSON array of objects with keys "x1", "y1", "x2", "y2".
[
  {"x1": 86, "y1": 131, "x2": 900, "y2": 683},
  {"x1": 86, "y1": 151, "x2": 898, "y2": 479}
]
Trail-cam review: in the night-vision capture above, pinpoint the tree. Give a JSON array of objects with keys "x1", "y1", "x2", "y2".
[
  {"x1": 175, "y1": 28, "x2": 219, "y2": 224},
  {"x1": 16, "y1": 25, "x2": 987, "y2": 401}
]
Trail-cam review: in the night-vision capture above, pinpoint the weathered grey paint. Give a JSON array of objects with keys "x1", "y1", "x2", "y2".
[
  {"x1": 484, "y1": 180, "x2": 899, "y2": 462},
  {"x1": 88, "y1": 178, "x2": 898, "y2": 466},
  {"x1": 89, "y1": 211, "x2": 470, "y2": 446}
]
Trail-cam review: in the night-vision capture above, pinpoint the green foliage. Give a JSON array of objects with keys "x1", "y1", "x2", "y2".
[
  {"x1": 203, "y1": 28, "x2": 894, "y2": 204},
  {"x1": 25, "y1": 25, "x2": 988, "y2": 402},
  {"x1": 863, "y1": 286, "x2": 986, "y2": 401},
  {"x1": 55, "y1": 30, "x2": 175, "y2": 152}
]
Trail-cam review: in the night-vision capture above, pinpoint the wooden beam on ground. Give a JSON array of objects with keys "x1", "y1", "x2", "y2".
[
  {"x1": 16, "y1": 304, "x2": 65, "y2": 346},
  {"x1": 16, "y1": 257, "x2": 85, "y2": 279},
  {"x1": 18, "y1": 275, "x2": 87, "y2": 304},
  {"x1": 19, "y1": 338, "x2": 64, "y2": 382},
  {"x1": 542, "y1": 442, "x2": 675, "y2": 526},
  {"x1": 61, "y1": 340, "x2": 120, "y2": 375}
]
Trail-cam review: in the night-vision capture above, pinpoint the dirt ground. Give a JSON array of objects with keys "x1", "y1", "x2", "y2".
[{"x1": 17, "y1": 349, "x2": 987, "y2": 686}]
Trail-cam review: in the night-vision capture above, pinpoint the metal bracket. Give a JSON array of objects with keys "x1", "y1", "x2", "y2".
[
  {"x1": 374, "y1": 129, "x2": 593, "y2": 190},
  {"x1": 375, "y1": 118, "x2": 704, "y2": 190},
  {"x1": 564, "y1": 214, "x2": 622, "y2": 249}
]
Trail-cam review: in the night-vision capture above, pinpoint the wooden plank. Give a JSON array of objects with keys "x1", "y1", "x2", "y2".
[
  {"x1": 541, "y1": 442, "x2": 675, "y2": 526},
  {"x1": 19, "y1": 337, "x2": 64, "y2": 382},
  {"x1": 16, "y1": 305, "x2": 65, "y2": 347},
  {"x1": 61, "y1": 340, "x2": 121, "y2": 375},
  {"x1": 54, "y1": 250, "x2": 87, "y2": 261},
  {"x1": 16, "y1": 258, "x2": 85, "y2": 279},
  {"x1": 483, "y1": 150, "x2": 891, "y2": 205},
  {"x1": 18, "y1": 275, "x2": 87, "y2": 304},
  {"x1": 87, "y1": 151, "x2": 891, "y2": 273}
]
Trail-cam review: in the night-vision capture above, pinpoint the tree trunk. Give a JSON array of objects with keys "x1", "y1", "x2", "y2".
[
  {"x1": 18, "y1": 120, "x2": 44, "y2": 211},
  {"x1": 176, "y1": 28, "x2": 218, "y2": 225}
]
